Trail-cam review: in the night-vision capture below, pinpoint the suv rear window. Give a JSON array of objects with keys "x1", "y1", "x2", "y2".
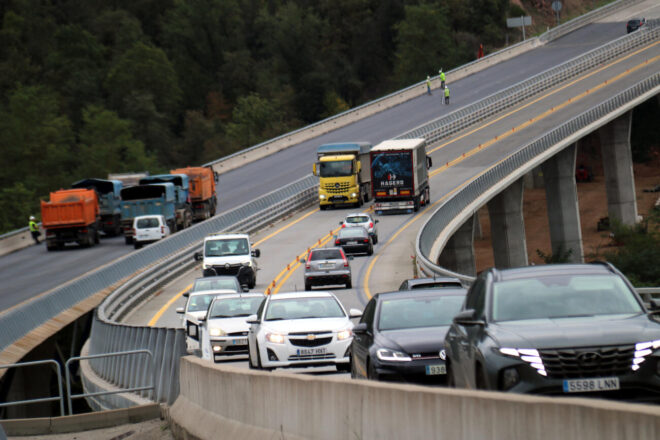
[
  {"x1": 310, "y1": 249, "x2": 342, "y2": 260},
  {"x1": 338, "y1": 227, "x2": 366, "y2": 238},
  {"x1": 136, "y1": 218, "x2": 159, "y2": 228},
  {"x1": 346, "y1": 216, "x2": 369, "y2": 223}
]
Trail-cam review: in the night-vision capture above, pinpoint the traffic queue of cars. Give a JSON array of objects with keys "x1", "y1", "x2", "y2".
[{"x1": 186, "y1": 228, "x2": 660, "y2": 403}]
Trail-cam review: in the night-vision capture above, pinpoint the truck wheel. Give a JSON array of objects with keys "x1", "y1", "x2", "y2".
[
  {"x1": 357, "y1": 195, "x2": 363, "y2": 208},
  {"x1": 305, "y1": 281, "x2": 312, "y2": 291},
  {"x1": 47, "y1": 243, "x2": 56, "y2": 251},
  {"x1": 170, "y1": 220, "x2": 178, "y2": 233},
  {"x1": 94, "y1": 228, "x2": 100, "y2": 244},
  {"x1": 425, "y1": 188, "x2": 430, "y2": 205},
  {"x1": 134, "y1": 242, "x2": 142, "y2": 249},
  {"x1": 413, "y1": 196, "x2": 420, "y2": 212},
  {"x1": 320, "y1": 204, "x2": 327, "y2": 211}
]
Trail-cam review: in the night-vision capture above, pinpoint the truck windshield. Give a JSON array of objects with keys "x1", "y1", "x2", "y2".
[
  {"x1": 205, "y1": 238, "x2": 250, "y2": 257},
  {"x1": 319, "y1": 160, "x2": 353, "y2": 177}
]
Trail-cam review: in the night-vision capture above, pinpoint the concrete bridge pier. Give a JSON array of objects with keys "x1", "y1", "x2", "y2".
[
  {"x1": 437, "y1": 214, "x2": 477, "y2": 276},
  {"x1": 541, "y1": 142, "x2": 584, "y2": 263},
  {"x1": 599, "y1": 111, "x2": 638, "y2": 226},
  {"x1": 487, "y1": 178, "x2": 528, "y2": 269}
]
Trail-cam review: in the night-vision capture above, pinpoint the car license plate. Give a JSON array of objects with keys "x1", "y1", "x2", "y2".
[
  {"x1": 320, "y1": 263, "x2": 334, "y2": 269},
  {"x1": 425, "y1": 364, "x2": 446, "y2": 375},
  {"x1": 297, "y1": 347, "x2": 327, "y2": 356},
  {"x1": 232, "y1": 338, "x2": 247, "y2": 345},
  {"x1": 347, "y1": 241, "x2": 358, "y2": 245},
  {"x1": 562, "y1": 377, "x2": 620, "y2": 393}
]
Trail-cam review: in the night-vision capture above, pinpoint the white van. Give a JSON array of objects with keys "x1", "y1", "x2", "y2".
[
  {"x1": 193, "y1": 233, "x2": 260, "y2": 289},
  {"x1": 132, "y1": 215, "x2": 170, "y2": 249}
]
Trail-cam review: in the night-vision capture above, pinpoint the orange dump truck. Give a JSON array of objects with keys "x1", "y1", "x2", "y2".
[
  {"x1": 40, "y1": 188, "x2": 101, "y2": 251},
  {"x1": 170, "y1": 166, "x2": 218, "y2": 221}
]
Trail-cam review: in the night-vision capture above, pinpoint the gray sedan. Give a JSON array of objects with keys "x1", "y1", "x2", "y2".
[{"x1": 302, "y1": 247, "x2": 352, "y2": 290}]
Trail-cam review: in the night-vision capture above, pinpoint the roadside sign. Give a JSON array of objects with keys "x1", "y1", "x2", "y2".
[
  {"x1": 506, "y1": 16, "x2": 532, "y2": 28},
  {"x1": 552, "y1": 1, "x2": 562, "y2": 12}
]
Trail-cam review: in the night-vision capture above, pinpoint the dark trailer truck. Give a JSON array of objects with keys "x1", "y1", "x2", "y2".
[
  {"x1": 370, "y1": 138, "x2": 432, "y2": 214},
  {"x1": 71, "y1": 178, "x2": 123, "y2": 236}
]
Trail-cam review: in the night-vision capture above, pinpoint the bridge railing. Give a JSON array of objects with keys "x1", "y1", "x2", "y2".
[
  {"x1": 414, "y1": 73, "x2": 660, "y2": 284},
  {"x1": 397, "y1": 25, "x2": 660, "y2": 143}
]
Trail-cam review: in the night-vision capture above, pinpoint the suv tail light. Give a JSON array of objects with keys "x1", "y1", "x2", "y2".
[
  {"x1": 369, "y1": 222, "x2": 373, "y2": 228},
  {"x1": 341, "y1": 224, "x2": 345, "y2": 228},
  {"x1": 340, "y1": 249, "x2": 349, "y2": 267},
  {"x1": 306, "y1": 253, "x2": 311, "y2": 269},
  {"x1": 335, "y1": 239, "x2": 340, "y2": 245},
  {"x1": 161, "y1": 226, "x2": 165, "y2": 234},
  {"x1": 363, "y1": 239, "x2": 369, "y2": 243}
]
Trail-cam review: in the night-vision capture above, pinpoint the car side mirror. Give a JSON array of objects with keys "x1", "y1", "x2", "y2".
[
  {"x1": 194, "y1": 251, "x2": 203, "y2": 262},
  {"x1": 251, "y1": 249, "x2": 261, "y2": 258},
  {"x1": 246, "y1": 314, "x2": 259, "y2": 325},
  {"x1": 339, "y1": 221, "x2": 343, "y2": 225},
  {"x1": 176, "y1": 307, "x2": 185, "y2": 314},
  {"x1": 426, "y1": 156, "x2": 433, "y2": 169},
  {"x1": 649, "y1": 299, "x2": 660, "y2": 311},
  {"x1": 349, "y1": 308, "x2": 362, "y2": 319},
  {"x1": 353, "y1": 322, "x2": 367, "y2": 334},
  {"x1": 187, "y1": 322, "x2": 199, "y2": 340},
  {"x1": 183, "y1": 292, "x2": 189, "y2": 298},
  {"x1": 453, "y1": 309, "x2": 484, "y2": 326}
]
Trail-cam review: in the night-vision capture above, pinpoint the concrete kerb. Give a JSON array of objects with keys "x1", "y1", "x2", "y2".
[
  {"x1": 170, "y1": 356, "x2": 660, "y2": 440},
  {"x1": 0, "y1": 404, "x2": 161, "y2": 436}
]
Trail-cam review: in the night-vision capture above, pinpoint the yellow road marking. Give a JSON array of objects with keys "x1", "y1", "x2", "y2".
[
  {"x1": 148, "y1": 284, "x2": 191, "y2": 326},
  {"x1": 253, "y1": 208, "x2": 319, "y2": 247}
]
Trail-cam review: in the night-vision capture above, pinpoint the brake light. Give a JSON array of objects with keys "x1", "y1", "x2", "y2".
[
  {"x1": 340, "y1": 249, "x2": 349, "y2": 267},
  {"x1": 341, "y1": 224, "x2": 345, "y2": 228},
  {"x1": 363, "y1": 239, "x2": 369, "y2": 243},
  {"x1": 335, "y1": 239, "x2": 340, "y2": 245},
  {"x1": 306, "y1": 252, "x2": 311, "y2": 269},
  {"x1": 369, "y1": 222, "x2": 373, "y2": 228},
  {"x1": 161, "y1": 226, "x2": 165, "y2": 234}
]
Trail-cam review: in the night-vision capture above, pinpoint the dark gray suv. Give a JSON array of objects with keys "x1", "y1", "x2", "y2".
[
  {"x1": 445, "y1": 262, "x2": 660, "y2": 402},
  {"x1": 302, "y1": 247, "x2": 352, "y2": 290}
]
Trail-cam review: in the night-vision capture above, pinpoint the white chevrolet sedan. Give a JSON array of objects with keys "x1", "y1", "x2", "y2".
[{"x1": 247, "y1": 291, "x2": 362, "y2": 371}]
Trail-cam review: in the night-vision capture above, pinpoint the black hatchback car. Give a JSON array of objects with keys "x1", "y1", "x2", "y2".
[
  {"x1": 335, "y1": 226, "x2": 373, "y2": 255},
  {"x1": 445, "y1": 263, "x2": 660, "y2": 402},
  {"x1": 626, "y1": 18, "x2": 645, "y2": 33},
  {"x1": 351, "y1": 288, "x2": 466, "y2": 384}
]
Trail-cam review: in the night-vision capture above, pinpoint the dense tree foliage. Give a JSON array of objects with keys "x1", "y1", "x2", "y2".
[{"x1": 0, "y1": 0, "x2": 642, "y2": 233}]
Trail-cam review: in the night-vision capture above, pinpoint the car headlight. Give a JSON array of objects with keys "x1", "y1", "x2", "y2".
[
  {"x1": 376, "y1": 348, "x2": 411, "y2": 362},
  {"x1": 337, "y1": 329, "x2": 352, "y2": 340},
  {"x1": 203, "y1": 264, "x2": 210, "y2": 269},
  {"x1": 350, "y1": 192, "x2": 357, "y2": 198},
  {"x1": 632, "y1": 340, "x2": 660, "y2": 371},
  {"x1": 319, "y1": 194, "x2": 326, "y2": 199},
  {"x1": 209, "y1": 328, "x2": 225, "y2": 337},
  {"x1": 266, "y1": 332, "x2": 285, "y2": 344},
  {"x1": 497, "y1": 347, "x2": 546, "y2": 376},
  {"x1": 243, "y1": 261, "x2": 251, "y2": 267}
]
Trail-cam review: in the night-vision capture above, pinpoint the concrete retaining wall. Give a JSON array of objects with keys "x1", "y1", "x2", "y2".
[
  {"x1": 169, "y1": 356, "x2": 660, "y2": 440},
  {"x1": 0, "y1": 229, "x2": 33, "y2": 258},
  {"x1": 0, "y1": 404, "x2": 161, "y2": 436}
]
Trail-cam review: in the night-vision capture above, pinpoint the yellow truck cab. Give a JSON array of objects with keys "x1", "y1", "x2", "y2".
[{"x1": 313, "y1": 142, "x2": 372, "y2": 210}]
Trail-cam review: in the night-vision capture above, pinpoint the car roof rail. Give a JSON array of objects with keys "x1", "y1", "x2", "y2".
[{"x1": 589, "y1": 260, "x2": 616, "y2": 272}]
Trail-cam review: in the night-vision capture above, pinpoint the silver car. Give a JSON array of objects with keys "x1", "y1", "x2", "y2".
[
  {"x1": 340, "y1": 213, "x2": 379, "y2": 244},
  {"x1": 302, "y1": 247, "x2": 352, "y2": 290}
]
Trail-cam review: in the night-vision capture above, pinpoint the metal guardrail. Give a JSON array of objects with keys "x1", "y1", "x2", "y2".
[
  {"x1": 397, "y1": 25, "x2": 660, "y2": 144},
  {"x1": 0, "y1": 175, "x2": 317, "y2": 354},
  {"x1": 0, "y1": 360, "x2": 65, "y2": 416},
  {"x1": 66, "y1": 350, "x2": 154, "y2": 414},
  {"x1": 415, "y1": 73, "x2": 660, "y2": 283}
]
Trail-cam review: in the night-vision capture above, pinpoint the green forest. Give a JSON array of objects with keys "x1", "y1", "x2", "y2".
[{"x1": 0, "y1": 0, "x2": 521, "y2": 232}]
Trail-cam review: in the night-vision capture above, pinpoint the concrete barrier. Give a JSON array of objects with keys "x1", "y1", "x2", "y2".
[
  {"x1": 0, "y1": 229, "x2": 34, "y2": 258},
  {"x1": 0, "y1": 404, "x2": 161, "y2": 436},
  {"x1": 169, "y1": 356, "x2": 660, "y2": 440}
]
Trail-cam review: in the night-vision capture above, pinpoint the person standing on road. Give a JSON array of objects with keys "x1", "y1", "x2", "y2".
[
  {"x1": 29, "y1": 216, "x2": 41, "y2": 244},
  {"x1": 444, "y1": 85, "x2": 450, "y2": 105},
  {"x1": 426, "y1": 75, "x2": 432, "y2": 95},
  {"x1": 439, "y1": 69, "x2": 446, "y2": 89}
]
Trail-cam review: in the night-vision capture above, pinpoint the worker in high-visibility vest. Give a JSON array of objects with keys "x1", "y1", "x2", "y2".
[
  {"x1": 29, "y1": 216, "x2": 41, "y2": 244},
  {"x1": 444, "y1": 85, "x2": 450, "y2": 105},
  {"x1": 426, "y1": 76, "x2": 432, "y2": 95},
  {"x1": 439, "y1": 69, "x2": 446, "y2": 89}
]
